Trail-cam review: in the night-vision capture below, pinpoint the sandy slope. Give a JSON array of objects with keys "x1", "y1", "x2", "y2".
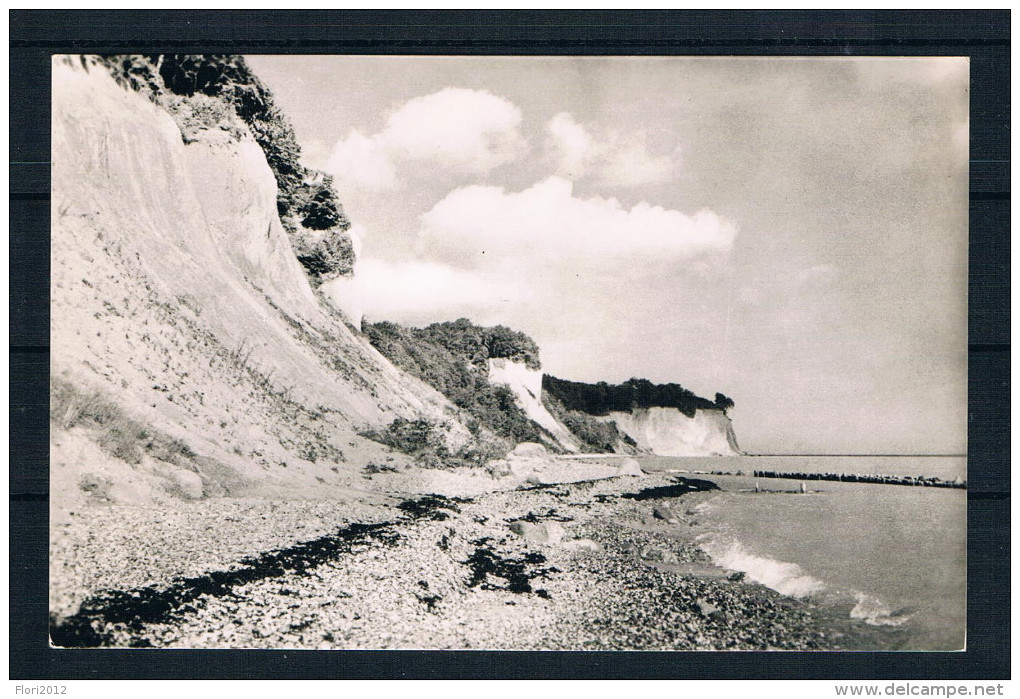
[{"x1": 50, "y1": 58, "x2": 471, "y2": 508}]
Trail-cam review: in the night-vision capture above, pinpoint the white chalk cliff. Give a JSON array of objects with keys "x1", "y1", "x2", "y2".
[
  {"x1": 486, "y1": 358, "x2": 581, "y2": 452},
  {"x1": 605, "y1": 407, "x2": 741, "y2": 457}
]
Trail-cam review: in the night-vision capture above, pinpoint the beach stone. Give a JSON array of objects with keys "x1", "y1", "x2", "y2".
[
  {"x1": 562, "y1": 538, "x2": 602, "y2": 553},
  {"x1": 78, "y1": 473, "x2": 113, "y2": 500},
  {"x1": 616, "y1": 458, "x2": 644, "y2": 477},
  {"x1": 639, "y1": 544, "x2": 679, "y2": 564},
  {"x1": 653, "y1": 506, "x2": 678, "y2": 523},
  {"x1": 511, "y1": 442, "x2": 548, "y2": 459},
  {"x1": 696, "y1": 599, "x2": 728, "y2": 624},
  {"x1": 171, "y1": 469, "x2": 204, "y2": 499},
  {"x1": 486, "y1": 459, "x2": 513, "y2": 478},
  {"x1": 509, "y1": 521, "x2": 564, "y2": 544}
]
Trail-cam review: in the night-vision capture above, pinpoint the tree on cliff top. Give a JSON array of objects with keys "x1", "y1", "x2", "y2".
[
  {"x1": 542, "y1": 375, "x2": 723, "y2": 418},
  {"x1": 714, "y1": 392, "x2": 735, "y2": 412}
]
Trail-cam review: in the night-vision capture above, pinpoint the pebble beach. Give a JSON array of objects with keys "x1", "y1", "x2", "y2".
[{"x1": 49, "y1": 455, "x2": 877, "y2": 650}]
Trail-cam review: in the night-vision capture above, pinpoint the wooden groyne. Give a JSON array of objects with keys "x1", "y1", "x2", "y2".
[{"x1": 743, "y1": 470, "x2": 966, "y2": 489}]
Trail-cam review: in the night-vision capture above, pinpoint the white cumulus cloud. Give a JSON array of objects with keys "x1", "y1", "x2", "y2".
[
  {"x1": 324, "y1": 88, "x2": 526, "y2": 192},
  {"x1": 419, "y1": 176, "x2": 735, "y2": 269},
  {"x1": 351, "y1": 177, "x2": 737, "y2": 371},
  {"x1": 545, "y1": 112, "x2": 594, "y2": 178},
  {"x1": 545, "y1": 112, "x2": 679, "y2": 187},
  {"x1": 354, "y1": 258, "x2": 531, "y2": 322},
  {"x1": 325, "y1": 130, "x2": 397, "y2": 191}
]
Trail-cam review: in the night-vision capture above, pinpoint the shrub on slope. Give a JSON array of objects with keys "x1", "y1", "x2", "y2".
[
  {"x1": 363, "y1": 319, "x2": 547, "y2": 447},
  {"x1": 541, "y1": 392, "x2": 635, "y2": 453}
]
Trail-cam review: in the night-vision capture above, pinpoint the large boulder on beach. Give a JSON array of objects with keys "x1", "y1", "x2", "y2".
[
  {"x1": 616, "y1": 458, "x2": 644, "y2": 477},
  {"x1": 511, "y1": 442, "x2": 548, "y2": 459},
  {"x1": 509, "y1": 521, "x2": 564, "y2": 544},
  {"x1": 653, "y1": 505, "x2": 678, "y2": 523},
  {"x1": 170, "y1": 469, "x2": 204, "y2": 499},
  {"x1": 486, "y1": 459, "x2": 513, "y2": 479}
]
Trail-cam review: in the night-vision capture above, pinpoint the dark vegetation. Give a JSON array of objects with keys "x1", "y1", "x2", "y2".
[
  {"x1": 363, "y1": 319, "x2": 548, "y2": 448},
  {"x1": 360, "y1": 415, "x2": 512, "y2": 469},
  {"x1": 51, "y1": 377, "x2": 197, "y2": 470},
  {"x1": 543, "y1": 375, "x2": 734, "y2": 418},
  {"x1": 94, "y1": 54, "x2": 354, "y2": 282},
  {"x1": 363, "y1": 462, "x2": 400, "y2": 476},
  {"x1": 542, "y1": 391, "x2": 636, "y2": 453},
  {"x1": 366, "y1": 318, "x2": 541, "y2": 371},
  {"x1": 464, "y1": 537, "x2": 559, "y2": 596},
  {"x1": 620, "y1": 477, "x2": 721, "y2": 501}
]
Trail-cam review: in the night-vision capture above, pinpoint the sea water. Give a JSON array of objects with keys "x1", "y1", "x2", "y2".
[{"x1": 640, "y1": 456, "x2": 967, "y2": 650}]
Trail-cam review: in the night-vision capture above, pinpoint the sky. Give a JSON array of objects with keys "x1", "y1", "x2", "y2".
[{"x1": 245, "y1": 55, "x2": 969, "y2": 455}]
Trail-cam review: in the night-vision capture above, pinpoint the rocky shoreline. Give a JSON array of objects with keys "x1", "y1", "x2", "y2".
[{"x1": 50, "y1": 452, "x2": 883, "y2": 650}]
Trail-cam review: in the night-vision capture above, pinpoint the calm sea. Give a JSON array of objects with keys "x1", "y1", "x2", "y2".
[{"x1": 640, "y1": 455, "x2": 967, "y2": 650}]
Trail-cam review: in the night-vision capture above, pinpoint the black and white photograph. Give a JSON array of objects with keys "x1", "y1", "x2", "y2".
[{"x1": 43, "y1": 51, "x2": 974, "y2": 653}]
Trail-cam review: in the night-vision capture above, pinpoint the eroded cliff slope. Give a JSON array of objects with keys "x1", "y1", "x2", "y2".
[{"x1": 50, "y1": 57, "x2": 469, "y2": 507}]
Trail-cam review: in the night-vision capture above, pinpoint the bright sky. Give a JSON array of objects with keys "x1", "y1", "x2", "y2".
[{"x1": 246, "y1": 55, "x2": 968, "y2": 455}]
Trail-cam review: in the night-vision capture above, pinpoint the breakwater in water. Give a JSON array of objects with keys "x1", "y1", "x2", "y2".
[
  {"x1": 668, "y1": 465, "x2": 966, "y2": 489},
  {"x1": 744, "y1": 470, "x2": 965, "y2": 489},
  {"x1": 638, "y1": 455, "x2": 967, "y2": 484}
]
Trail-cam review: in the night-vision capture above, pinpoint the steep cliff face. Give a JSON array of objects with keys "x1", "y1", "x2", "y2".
[
  {"x1": 361, "y1": 319, "x2": 578, "y2": 453},
  {"x1": 486, "y1": 359, "x2": 581, "y2": 452},
  {"x1": 605, "y1": 407, "x2": 741, "y2": 457},
  {"x1": 50, "y1": 57, "x2": 469, "y2": 505}
]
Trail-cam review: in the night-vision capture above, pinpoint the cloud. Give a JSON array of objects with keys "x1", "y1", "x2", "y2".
[
  {"x1": 598, "y1": 139, "x2": 677, "y2": 187},
  {"x1": 545, "y1": 112, "x2": 594, "y2": 178},
  {"x1": 545, "y1": 112, "x2": 679, "y2": 187},
  {"x1": 324, "y1": 88, "x2": 526, "y2": 191},
  {"x1": 419, "y1": 176, "x2": 735, "y2": 269},
  {"x1": 382, "y1": 88, "x2": 525, "y2": 171},
  {"x1": 344, "y1": 176, "x2": 736, "y2": 356},
  {"x1": 354, "y1": 258, "x2": 531, "y2": 321},
  {"x1": 325, "y1": 130, "x2": 397, "y2": 191}
]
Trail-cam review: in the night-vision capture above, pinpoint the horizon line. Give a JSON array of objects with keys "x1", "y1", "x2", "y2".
[{"x1": 743, "y1": 453, "x2": 967, "y2": 458}]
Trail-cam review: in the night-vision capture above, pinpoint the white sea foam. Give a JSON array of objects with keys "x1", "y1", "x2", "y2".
[
  {"x1": 850, "y1": 592, "x2": 912, "y2": 627},
  {"x1": 698, "y1": 534, "x2": 827, "y2": 599},
  {"x1": 699, "y1": 534, "x2": 913, "y2": 628}
]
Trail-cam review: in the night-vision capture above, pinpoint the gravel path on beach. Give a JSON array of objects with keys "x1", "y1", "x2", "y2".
[{"x1": 50, "y1": 468, "x2": 846, "y2": 650}]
